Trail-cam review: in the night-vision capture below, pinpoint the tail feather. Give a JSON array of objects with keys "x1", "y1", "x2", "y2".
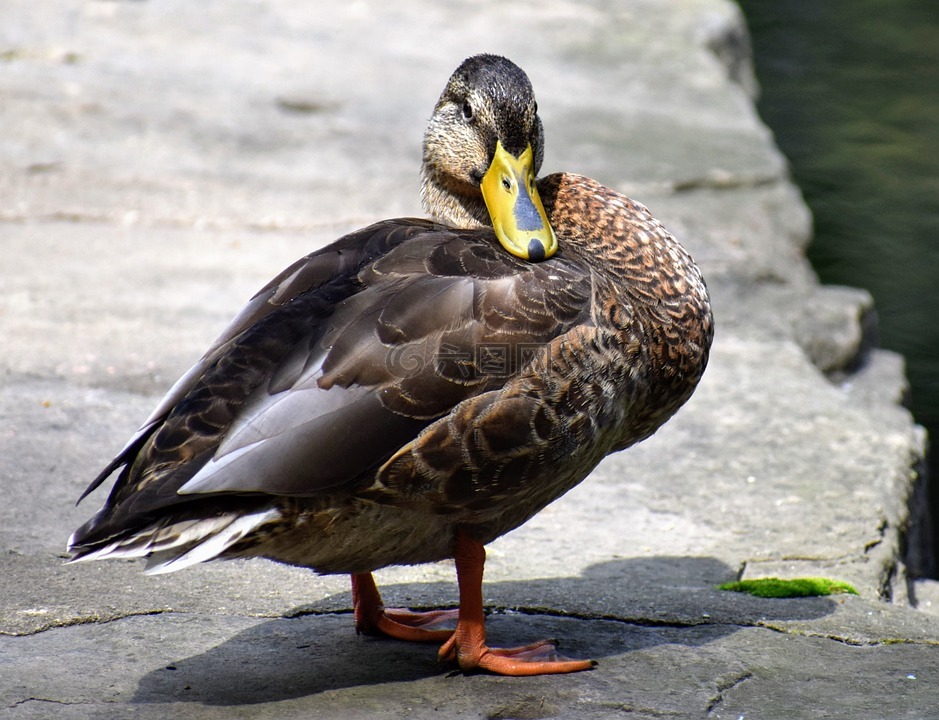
[{"x1": 66, "y1": 508, "x2": 281, "y2": 574}]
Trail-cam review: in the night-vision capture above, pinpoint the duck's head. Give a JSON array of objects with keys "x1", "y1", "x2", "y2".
[{"x1": 421, "y1": 54, "x2": 557, "y2": 262}]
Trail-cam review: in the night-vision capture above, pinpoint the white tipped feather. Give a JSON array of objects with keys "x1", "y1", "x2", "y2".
[
  {"x1": 67, "y1": 508, "x2": 281, "y2": 574},
  {"x1": 143, "y1": 509, "x2": 280, "y2": 574}
]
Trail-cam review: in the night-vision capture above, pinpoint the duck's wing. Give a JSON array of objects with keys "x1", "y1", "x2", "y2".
[
  {"x1": 74, "y1": 219, "x2": 593, "y2": 544},
  {"x1": 78, "y1": 219, "x2": 430, "y2": 503}
]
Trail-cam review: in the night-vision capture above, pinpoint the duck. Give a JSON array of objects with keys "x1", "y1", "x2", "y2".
[{"x1": 68, "y1": 54, "x2": 713, "y2": 676}]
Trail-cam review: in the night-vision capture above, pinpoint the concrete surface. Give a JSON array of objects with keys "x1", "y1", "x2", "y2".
[{"x1": 1, "y1": 0, "x2": 937, "y2": 718}]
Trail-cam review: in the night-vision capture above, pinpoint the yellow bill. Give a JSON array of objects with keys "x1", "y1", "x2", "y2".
[{"x1": 481, "y1": 141, "x2": 557, "y2": 262}]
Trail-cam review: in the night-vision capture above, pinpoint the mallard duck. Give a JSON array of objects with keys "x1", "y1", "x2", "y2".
[{"x1": 68, "y1": 54, "x2": 713, "y2": 676}]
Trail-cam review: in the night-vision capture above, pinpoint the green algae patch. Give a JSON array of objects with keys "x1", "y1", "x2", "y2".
[{"x1": 718, "y1": 577, "x2": 860, "y2": 598}]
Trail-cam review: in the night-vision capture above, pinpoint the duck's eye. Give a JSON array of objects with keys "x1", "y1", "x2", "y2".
[
  {"x1": 461, "y1": 100, "x2": 474, "y2": 122},
  {"x1": 502, "y1": 176, "x2": 512, "y2": 192},
  {"x1": 533, "y1": 101, "x2": 539, "y2": 115}
]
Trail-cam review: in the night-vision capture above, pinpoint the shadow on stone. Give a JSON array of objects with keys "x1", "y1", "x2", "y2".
[{"x1": 132, "y1": 555, "x2": 837, "y2": 706}]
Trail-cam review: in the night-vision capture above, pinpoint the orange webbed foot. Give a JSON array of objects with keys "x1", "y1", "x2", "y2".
[
  {"x1": 439, "y1": 632, "x2": 596, "y2": 676},
  {"x1": 440, "y1": 531, "x2": 596, "y2": 676}
]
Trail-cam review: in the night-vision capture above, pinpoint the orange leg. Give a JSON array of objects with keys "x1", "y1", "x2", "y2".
[
  {"x1": 437, "y1": 531, "x2": 596, "y2": 675},
  {"x1": 351, "y1": 572, "x2": 457, "y2": 642}
]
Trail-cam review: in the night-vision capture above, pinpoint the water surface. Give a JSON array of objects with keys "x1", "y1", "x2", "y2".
[{"x1": 739, "y1": 0, "x2": 939, "y2": 567}]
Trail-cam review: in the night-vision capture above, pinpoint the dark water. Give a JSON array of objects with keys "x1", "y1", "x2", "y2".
[{"x1": 738, "y1": 0, "x2": 939, "y2": 569}]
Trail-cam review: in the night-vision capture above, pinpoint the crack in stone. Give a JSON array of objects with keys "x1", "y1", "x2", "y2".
[
  {"x1": 706, "y1": 669, "x2": 754, "y2": 714},
  {"x1": 755, "y1": 620, "x2": 939, "y2": 648},
  {"x1": 283, "y1": 603, "x2": 719, "y2": 629},
  {"x1": 601, "y1": 703, "x2": 687, "y2": 718},
  {"x1": 12, "y1": 697, "x2": 82, "y2": 708},
  {"x1": 503, "y1": 605, "x2": 715, "y2": 629},
  {"x1": 4, "y1": 608, "x2": 173, "y2": 637},
  {"x1": 502, "y1": 606, "x2": 939, "y2": 651}
]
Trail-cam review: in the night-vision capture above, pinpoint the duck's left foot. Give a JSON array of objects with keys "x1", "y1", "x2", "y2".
[
  {"x1": 438, "y1": 628, "x2": 596, "y2": 675},
  {"x1": 438, "y1": 530, "x2": 596, "y2": 676},
  {"x1": 351, "y1": 572, "x2": 457, "y2": 642}
]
